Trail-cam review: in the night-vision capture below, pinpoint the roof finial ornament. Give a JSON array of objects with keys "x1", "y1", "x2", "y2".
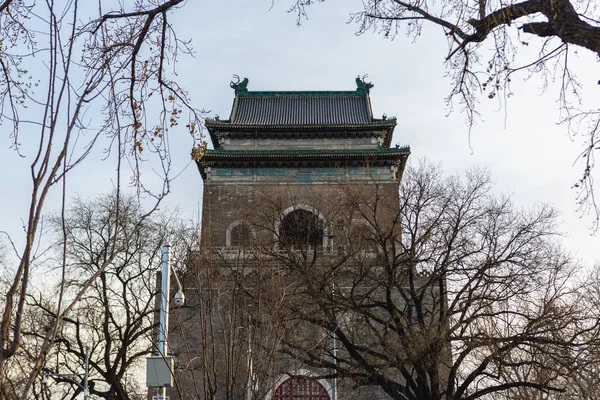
[
  {"x1": 356, "y1": 74, "x2": 374, "y2": 94},
  {"x1": 230, "y1": 74, "x2": 249, "y2": 94}
]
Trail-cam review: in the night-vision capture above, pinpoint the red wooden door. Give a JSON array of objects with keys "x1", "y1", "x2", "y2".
[{"x1": 272, "y1": 378, "x2": 330, "y2": 400}]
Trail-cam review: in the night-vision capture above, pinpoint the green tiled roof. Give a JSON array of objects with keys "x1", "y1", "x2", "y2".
[
  {"x1": 223, "y1": 95, "x2": 374, "y2": 126},
  {"x1": 197, "y1": 145, "x2": 411, "y2": 180},
  {"x1": 206, "y1": 77, "x2": 394, "y2": 128},
  {"x1": 202, "y1": 145, "x2": 410, "y2": 159},
  {"x1": 205, "y1": 77, "x2": 398, "y2": 148}
]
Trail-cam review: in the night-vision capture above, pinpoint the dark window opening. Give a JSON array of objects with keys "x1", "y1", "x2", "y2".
[
  {"x1": 230, "y1": 223, "x2": 253, "y2": 248},
  {"x1": 280, "y1": 209, "x2": 323, "y2": 250}
]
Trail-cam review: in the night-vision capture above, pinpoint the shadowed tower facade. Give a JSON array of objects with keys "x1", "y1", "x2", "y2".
[{"x1": 171, "y1": 77, "x2": 410, "y2": 400}]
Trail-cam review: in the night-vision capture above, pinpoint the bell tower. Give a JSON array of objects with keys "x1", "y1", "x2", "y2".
[
  {"x1": 181, "y1": 77, "x2": 410, "y2": 400},
  {"x1": 198, "y1": 77, "x2": 409, "y2": 251}
]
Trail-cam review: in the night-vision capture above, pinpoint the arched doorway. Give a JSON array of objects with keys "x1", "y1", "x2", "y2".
[{"x1": 272, "y1": 377, "x2": 331, "y2": 400}]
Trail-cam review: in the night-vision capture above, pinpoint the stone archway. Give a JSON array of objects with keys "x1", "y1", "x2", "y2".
[{"x1": 272, "y1": 377, "x2": 331, "y2": 400}]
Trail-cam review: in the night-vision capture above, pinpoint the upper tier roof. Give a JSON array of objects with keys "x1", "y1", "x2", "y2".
[
  {"x1": 231, "y1": 94, "x2": 372, "y2": 126},
  {"x1": 196, "y1": 78, "x2": 409, "y2": 180},
  {"x1": 203, "y1": 77, "x2": 398, "y2": 149}
]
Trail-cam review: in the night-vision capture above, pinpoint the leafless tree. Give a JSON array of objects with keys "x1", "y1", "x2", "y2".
[
  {"x1": 0, "y1": 295, "x2": 49, "y2": 400},
  {"x1": 555, "y1": 265, "x2": 600, "y2": 400},
  {"x1": 220, "y1": 162, "x2": 599, "y2": 400},
  {"x1": 3, "y1": 194, "x2": 195, "y2": 400},
  {"x1": 290, "y1": 0, "x2": 600, "y2": 227},
  {"x1": 169, "y1": 240, "x2": 287, "y2": 400},
  {"x1": 0, "y1": 0, "x2": 205, "y2": 397}
]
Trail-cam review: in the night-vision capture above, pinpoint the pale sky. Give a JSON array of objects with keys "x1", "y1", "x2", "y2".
[{"x1": 0, "y1": 0, "x2": 598, "y2": 267}]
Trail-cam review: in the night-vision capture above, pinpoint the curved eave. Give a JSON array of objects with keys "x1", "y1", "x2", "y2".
[
  {"x1": 195, "y1": 148, "x2": 410, "y2": 180},
  {"x1": 205, "y1": 120, "x2": 396, "y2": 130},
  {"x1": 202, "y1": 147, "x2": 410, "y2": 157}
]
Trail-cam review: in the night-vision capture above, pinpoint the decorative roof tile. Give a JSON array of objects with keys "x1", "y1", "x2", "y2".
[{"x1": 230, "y1": 96, "x2": 371, "y2": 126}]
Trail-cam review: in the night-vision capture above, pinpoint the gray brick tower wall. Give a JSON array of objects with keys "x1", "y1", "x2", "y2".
[{"x1": 168, "y1": 78, "x2": 411, "y2": 400}]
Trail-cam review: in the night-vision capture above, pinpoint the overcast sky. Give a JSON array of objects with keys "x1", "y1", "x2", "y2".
[
  {"x1": 170, "y1": 0, "x2": 598, "y2": 264},
  {"x1": 1, "y1": 0, "x2": 598, "y2": 266}
]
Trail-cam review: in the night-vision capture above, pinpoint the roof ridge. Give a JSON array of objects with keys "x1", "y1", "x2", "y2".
[{"x1": 237, "y1": 90, "x2": 368, "y2": 98}]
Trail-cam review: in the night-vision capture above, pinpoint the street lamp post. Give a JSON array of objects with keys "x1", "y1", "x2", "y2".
[
  {"x1": 148, "y1": 242, "x2": 185, "y2": 400},
  {"x1": 42, "y1": 347, "x2": 89, "y2": 400},
  {"x1": 156, "y1": 242, "x2": 171, "y2": 400}
]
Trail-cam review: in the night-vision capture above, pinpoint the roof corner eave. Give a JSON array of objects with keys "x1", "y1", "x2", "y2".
[
  {"x1": 384, "y1": 124, "x2": 397, "y2": 148},
  {"x1": 194, "y1": 159, "x2": 207, "y2": 181}
]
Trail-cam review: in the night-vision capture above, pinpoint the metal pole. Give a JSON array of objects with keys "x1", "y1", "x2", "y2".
[
  {"x1": 83, "y1": 347, "x2": 89, "y2": 400},
  {"x1": 331, "y1": 284, "x2": 337, "y2": 400},
  {"x1": 246, "y1": 317, "x2": 256, "y2": 400},
  {"x1": 246, "y1": 324, "x2": 252, "y2": 400},
  {"x1": 331, "y1": 335, "x2": 337, "y2": 400},
  {"x1": 158, "y1": 242, "x2": 171, "y2": 400}
]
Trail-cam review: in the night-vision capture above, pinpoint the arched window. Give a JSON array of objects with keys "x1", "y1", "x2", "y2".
[
  {"x1": 280, "y1": 209, "x2": 323, "y2": 250},
  {"x1": 226, "y1": 220, "x2": 254, "y2": 248},
  {"x1": 272, "y1": 378, "x2": 330, "y2": 400}
]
